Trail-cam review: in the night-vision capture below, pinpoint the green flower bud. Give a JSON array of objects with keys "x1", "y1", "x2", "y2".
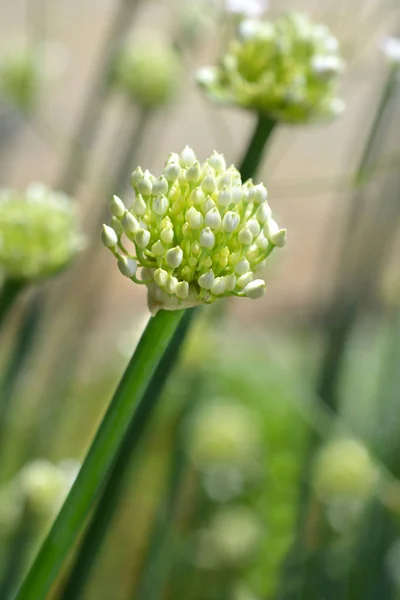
[
  {"x1": 197, "y1": 12, "x2": 344, "y2": 124},
  {"x1": 0, "y1": 184, "x2": 83, "y2": 281},
  {"x1": 102, "y1": 148, "x2": 284, "y2": 313},
  {"x1": 102, "y1": 224, "x2": 118, "y2": 248},
  {"x1": 110, "y1": 37, "x2": 183, "y2": 109},
  {"x1": 110, "y1": 194, "x2": 125, "y2": 217},
  {"x1": 242, "y1": 279, "x2": 266, "y2": 299},
  {"x1": 118, "y1": 256, "x2": 137, "y2": 278}
]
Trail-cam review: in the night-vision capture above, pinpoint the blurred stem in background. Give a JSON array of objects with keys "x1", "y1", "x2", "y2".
[
  {"x1": 0, "y1": 507, "x2": 35, "y2": 600},
  {"x1": 277, "y1": 64, "x2": 400, "y2": 600},
  {"x1": 0, "y1": 279, "x2": 24, "y2": 334},
  {"x1": 239, "y1": 114, "x2": 276, "y2": 181},
  {"x1": 15, "y1": 309, "x2": 185, "y2": 600}
]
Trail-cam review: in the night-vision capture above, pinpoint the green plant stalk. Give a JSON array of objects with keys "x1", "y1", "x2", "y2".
[
  {"x1": 58, "y1": 309, "x2": 195, "y2": 600},
  {"x1": 239, "y1": 113, "x2": 277, "y2": 182},
  {"x1": 16, "y1": 110, "x2": 277, "y2": 600},
  {"x1": 14, "y1": 308, "x2": 185, "y2": 600},
  {"x1": 0, "y1": 278, "x2": 24, "y2": 334}
]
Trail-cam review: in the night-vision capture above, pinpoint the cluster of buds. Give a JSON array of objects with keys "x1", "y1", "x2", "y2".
[
  {"x1": 109, "y1": 37, "x2": 182, "y2": 109},
  {"x1": 0, "y1": 183, "x2": 84, "y2": 282},
  {"x1": 102, "y1": 147, "x2": 286, "y2": 314},
  {"x1": 197, "y1": 11, "x2": 344, "y2": 124}
]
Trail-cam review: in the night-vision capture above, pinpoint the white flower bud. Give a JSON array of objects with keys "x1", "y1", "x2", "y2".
[
  {"x1": 122, "y1": 211, "x2": 140, "y2": 233},
  {"x1": 224, "y1": 273, "x2": 236, "y2": 291},
  {"x1": 211, "y1": 276, "x2": 226, "y2": 295},
  {"x1": 134, "y1": 228, "x2": 150, "y2": 248},
  {"x1": 191, "y1": 188, "x2": 205, "y2": 205},
  {"x1": 152, "y1": 176, "x2": 168, "y2": 196},
  {"x1": 217, "y1": 173, "x2": 232, "y2": 190},
  {"x1": 166, "y1": 246, "x2": 183, "y2": 268},
  {"x1": 209, "y1": 151, "x2": 226, "y2": 172},
  {"x1": 256, "y1": 202, "x2": 272, "y2": 224},
  {"x1": 231, "y1": 186, "x2": 243, "y2": 205},
  {"x1": 154, "y1": 267, "x2": 168, "y2": 287},
  {"x1": 153, "y1": 195, "x2": 169, "y2": 216},
  {"x1": 198, "y1": 269, "x2": 215, "y2": 289},
  {"x1": 137, "y1": 170, "x2": 153, "y2": 196},
  {"x1": 160, "y1": 228, "x2": 174, "y2": 244},
  {"x1": 132, "y1": 194, "x2": 147, "y2": 216},
  {"x1": 111, "y1": 216, "x2": 124, "y2": 236},
  {"x1": 101, "y1": 224, "x2": 118, "y2": 248},
  {"x1": 200, "y1": 227, "x2": 215, "y2": 248},
  {"x1": 234, "y1": 258, "x2": 250, "y2": 275},
  {"x1": 243, "y1": 279, "x2": 266, "y2": 299},
  {"x1": 180, "y1": 145, "x2": 196, "y2": 167},
  {"x1": 202, "y1": 196, "x2": 216, "y2": 214},
  {"x1": 218, "y1": 186, "x2": 232, "y2": 207},
  {"x1": 201, "y1": 174, "x2": 217, "y2": 193},
  {"x1": 163, "y1": 162, "x2": 181, "y2": 182},
  {"x1": 247, "y1": 219, "x2": 260, "y2": 237},
  {"x1": 165, "y1": 275, "x2": 178, "y2": 294},
  {"x1": 167, "y1": 152, "x2": 180, "y2": 164},
  {"x1": 175, "y1": 280, "x2": 189, "y2": 299},
  {"x1": 264, "y1": 219, "x2": 286, "y2": 247},
  {"x1": 222, "y1": 211, "x2": 240, "y2": 232},
  {"x1": 151, "y1": 240, "x2": 165, "y2": 256},
  {"x1": 186, "y1": 161, "x2": 202, "y2": 182},
  {"x1": 110, "y1": 195, "x2": 125, "y2": 217},
  {"x1": 205, "y1": 207, "x2": 222, "y2": 230},
  {"x1": 117, "y1": 256, "x2": 137, "y2": 278},
  {"x1": 189, "y1": 210, "x2": 204, "y2": 230},
  {"x1": 255, "y1": 233, "x2": 269, "y2": 250},
  {"x1": 238, "y1": 227, "x2": 253, "y2": 245},
  {"x1": 130, "y1": 166, "x2": 144, "y2": 187},
  {"x1": 237, "y1": 271, "x2": 253, "y2": 288},
  {"x1": 253, "y1": 183, "x2": 268, "y2": 204}
]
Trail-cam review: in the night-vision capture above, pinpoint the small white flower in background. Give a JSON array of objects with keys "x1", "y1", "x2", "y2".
[
  {"x1": 380, "y1": 36, "x2": 400, "y2": 65},
  {"x1": 224, "y1": 0, "x2": 268, "y2": 18}
]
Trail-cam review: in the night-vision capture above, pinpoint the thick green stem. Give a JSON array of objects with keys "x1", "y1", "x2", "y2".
[
  {"x1": 58, "y1": 309, "x2": 195, "y2": 600},
  {"x1": 239, "y1": 113, "x2": 277, "y2": 182},
  {"x1": 0, "y1": 278, "x2": 24, "y2": 334},
  {"x1": 14, "y1": 309, "x2": 185, "y2": 600}
]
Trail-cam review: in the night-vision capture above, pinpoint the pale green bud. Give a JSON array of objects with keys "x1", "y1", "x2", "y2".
[
  {"x1": 202, "y1": 174, "x2": 217, "y2": 193},
  {"x1": 153, "y1": 195, "x2": 169, "y2": 215},
  {"x1": 222, "y1": 211, "x2": 240, "y2": 232},
  {"x1": 209, "y1": 151, "x2": 226, "y2": 172},
  {"x1": 255, "y1": 233, "x2": 269, "y2": 250},
  {"x1": 238, "y1": 227, "x2": 253, "y2": 245},
  {"x1": 130, "y1": 166, "x2": 144, "y2": 187},
  {"x1": 102, "y1": 224, "x2": 118, "y2": 248},
  {"x1": 111, "y1": 216, "x2": 124, "y2": 236},
  {"x1": 217, "y1": 173, "x2": 232, "y2": 190},
  {"x1": 247, "y1": 219, "x2": 261, "y2": 237},
  {"x1": 188, "y1": 209, "x2": 204, "y2": 230},
  {"x1": 154, "y1": 267, "x2": 168, "y2": 287},
  {"x1": 211, "y1": 276, "x2": 226, "y2": 295},
  {"x1": 118, "y1": 256, "x2": 137, "y2": 278},
  {"x1": 198, "y1": 269, "x2": 215, "y2": 289},
  {"x1": 253, "y1": 183, "x2": 268, "y2": 204},
  {"x1": 264, "y1": 219, "x2": 287, "y2": 247},
  {"x1": 152, "y1": 176, "x2": 168, "y2": 196},
  {"x1": 163, "y1": 162, "x2": 181, "y2": 181},
  {"x1": 134, "y1": 228, "x2": 150, "y2": 248},
  {"x1": 110, "y1": 194, "x2": 125, "y2": 217},
  {"x1": 191, "y1": 188, "x2": 205, "y2": 205},
  {"x1": 160, "y1": 228, "x2": 174, "y2": 244},
  {"x1": 175, "y1": 280, "x2": 189, "y2": 299},
  {"x1": 122, "y1": 211, "x2": 139, "y2": 233},
  {"x1": 200, "y1": 227, "x2": 215, "y2": 248},
  {"x1": 151, "y1": 240, "x2": 165, "y2": 256},
  {"x1": 242, "y1": 279, "x2": 266, "y2": 299},
  {"x1": 256, "y1": 202, "x2": 272, "y2": 224},
  {"x1": 165, "y1": 275, "x2": 178, "y2": 294},
  {"x1": 224, "y1": 273, "x2": 236, "y2": 291},
  {"x1": 205, "y1": 207, "x2": 222, "y2": 230},
  {"x1": 137, "y1": 170, "x2": 153, "y2": 196},
  {"x1": 180, "y1": 145, "x2": 196, "y2": 167},
  {"x1": 237, "y1": 272, "x2": 253, "y2": 288},
  {"x1": 202, "y1": 196, "x2": 216, "y2": 214},
  {"x1": 132, "y1": 194, "x2": 147, "y2": 216},
  {"x1": 186, "y1": 160, "x2": 202, "y2": 182},
  {"x1": 166, "y1": 246, "x2": 183, "y2": 268},
  {"x1": 234, "y1": 258, "x2": 250, "y2": 275},
  {"x1": 218, "y1": 186, "x2": 232, "y2": 207}
]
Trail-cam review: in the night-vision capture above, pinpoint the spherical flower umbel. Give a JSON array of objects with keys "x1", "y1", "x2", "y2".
[
  {"x1": 197, "y1": 12, "x2": 344, "y2": 124},
  {"x1": 102, "y1": 147, "x2": 286, "y2": 314},
  {"x1": 110, "y1": 37, "x2": 183, "y2": 109},
  {"x1": 0, "y1": 183, "x2": 84, "y2": 281}
]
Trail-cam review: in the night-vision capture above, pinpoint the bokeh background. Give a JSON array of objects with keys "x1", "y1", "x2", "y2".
[{"x1": 1, "y1": 0, "x2": 400, "y2": 598}]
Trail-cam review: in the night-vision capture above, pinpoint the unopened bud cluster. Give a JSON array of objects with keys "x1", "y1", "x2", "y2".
[
  {"x1": 102, "y1": 147, "x2": 286, "y2": 313},
  {"x1": 0, "y1": 183, "x2": 84, "y2": 281},
  {"x1": 110, "y1": 37, "x2": 182, "y2": 108},
  {"x1": 197, "y1": 11, "x2": 344, "y2": 124}
]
